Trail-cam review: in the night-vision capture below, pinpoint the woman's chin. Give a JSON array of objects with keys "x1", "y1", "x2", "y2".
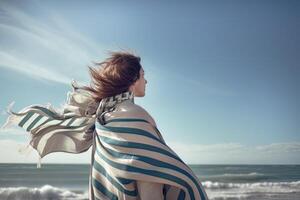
[{"x1": 134, "y1": 92, "x2": 145, "y2": 97}]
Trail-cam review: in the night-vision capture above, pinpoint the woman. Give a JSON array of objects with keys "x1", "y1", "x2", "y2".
[{"x1": 2, "y1": 51, "x2": 209, "y2": 200}]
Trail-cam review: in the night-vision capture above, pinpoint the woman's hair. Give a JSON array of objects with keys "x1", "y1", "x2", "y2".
[{"x1": 82, "y1": 50, "x2": 142, "y2": 102}]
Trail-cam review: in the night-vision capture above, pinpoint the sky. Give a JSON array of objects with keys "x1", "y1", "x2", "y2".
[{"x1": 0, "y1": 0, "x2": 299, "y2": 164}]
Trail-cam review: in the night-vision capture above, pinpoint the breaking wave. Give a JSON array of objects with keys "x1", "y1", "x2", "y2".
[
  {"x1": 0, "y1": 185, "x2": 88, "y2": 200},
  {"x1": 203, "y1": 180, "x2": 300, "y2": 191}
]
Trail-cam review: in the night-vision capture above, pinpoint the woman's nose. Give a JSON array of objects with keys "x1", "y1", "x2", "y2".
[{"x1": 145, "y1": 79, "x2": 147, "y2": 84}]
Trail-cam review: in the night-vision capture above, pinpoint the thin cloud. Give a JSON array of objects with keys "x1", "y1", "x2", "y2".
[
  {"x1": 0, "y1": 139, "x2": 91, "y2": 164},
  {"x1": 0, "y1": 137, "x2": 299, "y2": 164},
  {"x1": 0, "y1": 1, "x2": 107, "y2": 84},
  {"x1": 1, "y1": 3, "x2": 98, "y2": 61},
  {"x1": 168, "y1": 141, "x2": 300, "y2": 155},
  {"x1": 167, "y1": 141, "x2": 300, "y2": 164},
  {"x1": 0, "y1": 51, "x2": 71, "y2": 84},
  {"x1": 255, "y1": 142, "x2": 300, "y2": 153},
  {"x1": 168, "y1": 141, "x2": 244, "y2": 153}
]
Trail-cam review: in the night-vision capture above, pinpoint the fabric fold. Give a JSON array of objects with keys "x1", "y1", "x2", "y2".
[
  {"x1": 1, "y1": 80, "x2": 209, "y2": 199},
  {"x1": 90, "y1": 99, "x2": 209, "y2": 200},
  {"x1": 1, "y1": 80, "x2": 133, "y2": 168}
]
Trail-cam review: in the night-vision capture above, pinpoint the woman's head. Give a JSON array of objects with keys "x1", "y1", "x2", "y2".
[{"x1": 83, "y1": 50, "x2": 147, "y2": 102}]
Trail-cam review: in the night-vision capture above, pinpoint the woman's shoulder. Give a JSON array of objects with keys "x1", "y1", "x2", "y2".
[
  {"x1": 105, "y1": 100, "x2": 157, "y2": 127},
  {"x1": 130, "y1": 103, "x2": 157, "y2": 126}
]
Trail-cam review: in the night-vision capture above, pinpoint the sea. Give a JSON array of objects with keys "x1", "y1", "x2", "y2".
[{"x1": 0, "y1": 164, "x2": 299, "y2": 200}]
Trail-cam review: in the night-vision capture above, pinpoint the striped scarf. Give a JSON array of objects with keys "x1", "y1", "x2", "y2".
[
  {"x1": 2, "y1": 80, "x2": 209, "y2": 200},
  {"x1": 1, "y1": 80, "x2": 134, "y2": 168},
  {"x1": 89, "y1": 98, "x2": 209, "y2": 199}
]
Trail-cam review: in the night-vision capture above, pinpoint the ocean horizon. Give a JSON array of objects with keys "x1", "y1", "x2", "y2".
[{"x1": 0, "y1": 163, "x2": 299, "y2": 200}]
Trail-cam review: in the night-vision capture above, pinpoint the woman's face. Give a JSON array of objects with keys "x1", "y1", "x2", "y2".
[{"x1": 130, "y1": 67, "x2": 147, "y2": 97}]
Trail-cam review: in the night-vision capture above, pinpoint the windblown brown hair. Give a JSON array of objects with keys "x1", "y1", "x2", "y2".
[{"x1": 82, "y1": 50, "x2": 142, "y2": 102}]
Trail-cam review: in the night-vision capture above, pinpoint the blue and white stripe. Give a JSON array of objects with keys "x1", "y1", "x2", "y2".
[
  {"x1": 2, "y1": 83, "x2": 208, "y2": 200},
  {"x1": 91, "y1": 117, "x2": 208, "y2": 200}
]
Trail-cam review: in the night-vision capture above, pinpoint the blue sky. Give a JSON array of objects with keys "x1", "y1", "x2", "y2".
[{"x1": 0, "y1": 0, "x2": 299, "y2": 164}]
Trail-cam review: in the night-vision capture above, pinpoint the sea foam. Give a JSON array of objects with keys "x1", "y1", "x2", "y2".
[
  {"x1": 0, "y1": 185, "x2": 88, "y2": 200},
  {"x1": 203, "y1": 180, "x2": 300, "y2": 191}
]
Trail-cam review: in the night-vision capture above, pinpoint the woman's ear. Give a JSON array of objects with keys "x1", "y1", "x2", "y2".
[{"x1": 129, "y1": 83, "x2": 135, "y2": 92}]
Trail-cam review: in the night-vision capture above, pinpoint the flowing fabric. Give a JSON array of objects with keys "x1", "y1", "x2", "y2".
[
  {"x1": 1, "y1": 80, "x2": 133, "y2": 167},
  {"x1": 1, "y1": 80, "x2": 209, "y2": 200},
  {"x1": 91, "y1": 99, "x2": 209, "y2": 200}
]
